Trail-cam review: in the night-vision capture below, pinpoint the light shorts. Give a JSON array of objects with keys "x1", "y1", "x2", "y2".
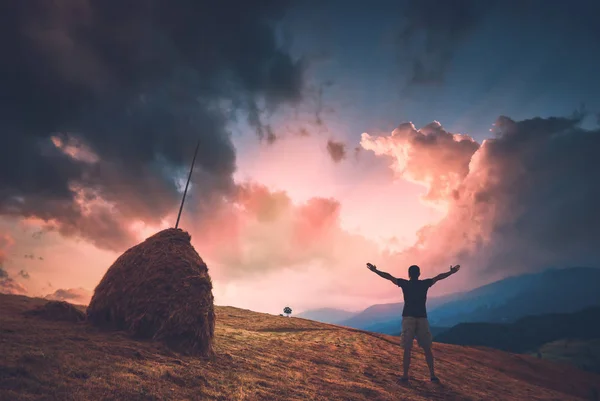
[{"x1": 401, "y1": 316, "x2": 433, "y2": 349}]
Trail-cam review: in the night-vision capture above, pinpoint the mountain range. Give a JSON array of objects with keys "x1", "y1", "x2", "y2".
[
  {"x1": 295, "y1": 307, "x2": 356, "y2": 324},
  {"x1": 298, "y1": 267, "x2": 600, "y2": 336}
]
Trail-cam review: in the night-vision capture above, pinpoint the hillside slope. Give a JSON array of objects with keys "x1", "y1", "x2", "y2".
[
  {"x1": 1, "y1": 294, "x2": 599, "y2": 401},
  {"x1": 435, "y1": 306, "x2": 600, "y2": 353},
  {"x1": 428, "y1": 267, "x2": 600, "y2": 327},
  {"x1": 337, "y1": 267, "x2": 600, "y2": 335},
  {"x1": 532, "y1": 339, "x2": 600, "y2": 375}
]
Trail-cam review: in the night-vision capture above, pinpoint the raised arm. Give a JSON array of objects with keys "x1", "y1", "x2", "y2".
[
  {"x1": 431, "y1": 265, "x2": 460, "y2": 285},
  {"x1": 366, "y1": 263, "x2": 401, "y2": 286}
]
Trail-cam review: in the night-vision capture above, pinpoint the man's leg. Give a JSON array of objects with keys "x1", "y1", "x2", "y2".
[
  {"x1": 403, "y1": 343, "x2": 412, "y2": 379},
  {"x1": 416, "y1": 318, "x2": 437, "y2": 380},
  {"x1": 401, "y1": 318, "x2": 416, "y2": 380},
  {"x1": 423, "y1": 345, "x2": 435, "y2": 378}
]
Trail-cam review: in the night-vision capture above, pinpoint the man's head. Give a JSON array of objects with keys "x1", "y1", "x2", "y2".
[{"x1": 408, "y1": 265, "x2": 420, "y2": 280}]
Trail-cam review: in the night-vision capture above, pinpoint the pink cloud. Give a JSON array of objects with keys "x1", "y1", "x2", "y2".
[
  {"x1": 0, "y1": 232, "x2": 28, "y2": 295},
  {"x1": 361, "y1": 121, "x2": 479, "y2": 205},
  {"x1": 0, "y1": 277, "x2": 27, "y2": 295},
  {"x1": 44, "y1": 287, "x2": 92, "y2": 305},
  {"x1": 186, "y1": 182, "x2": 381, "y2": 282},
  {"x1": 360, "y1": 115, "x2": 600, "y2": 288}
]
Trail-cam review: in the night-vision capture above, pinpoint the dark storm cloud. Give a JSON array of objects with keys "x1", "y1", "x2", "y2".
[
  {"x1": 265, "y1": 125, "x2": 278, "y2": 145},
  {"x1": 0, "y1": 0, "x2": 303, "y2": 251},
  {"x1": 475, "y1": 115, "x2": 600, "y2": 273},
  {"x1": 397, "y1": 0, "x2": 492, "y2": 85},
  {"x1": 326, "y1": 140, "x2": 347, "y2": 163},
  {"x1": 397, "y1": 0, "x2": 600, "y2": 86}
]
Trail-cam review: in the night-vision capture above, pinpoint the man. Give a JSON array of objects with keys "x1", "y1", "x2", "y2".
[{"x1": 366, "y1": 262, "x2": 460, "y2": 382}]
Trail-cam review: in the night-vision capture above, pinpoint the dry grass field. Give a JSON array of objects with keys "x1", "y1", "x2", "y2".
[{"x1": 1, "y1": 293, "x2": 599, "y2": 401}]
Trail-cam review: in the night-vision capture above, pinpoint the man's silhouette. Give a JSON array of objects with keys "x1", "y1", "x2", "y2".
[{"x1": 367, "y1": 262, "x2": 461, "y2": 382}]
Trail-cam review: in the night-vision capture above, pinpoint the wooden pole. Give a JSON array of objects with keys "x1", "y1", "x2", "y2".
[{"x1": 175, "y1": 140, "x2": 200, "y2": 229}]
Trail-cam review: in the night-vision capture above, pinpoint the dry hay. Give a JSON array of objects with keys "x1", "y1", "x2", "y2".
[
  {"x1": 25, "y1": 300, "x2": 86, "y2": 323},
  {"x1": 86, "y1": 228, "x2": 215, "y2": 356}
]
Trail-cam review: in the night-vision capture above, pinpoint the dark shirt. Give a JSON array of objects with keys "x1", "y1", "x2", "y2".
[{"x1": 396, "y1": 278, "x2": 434, "y2": 318}]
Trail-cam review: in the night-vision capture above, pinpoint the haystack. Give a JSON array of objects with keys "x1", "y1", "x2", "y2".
[
  {"x1": 25, "y1": 300, "x2": 86, "y2": 322},
  {"x1": 86, "y1": 228, "x2": 215, "y2": 356}
]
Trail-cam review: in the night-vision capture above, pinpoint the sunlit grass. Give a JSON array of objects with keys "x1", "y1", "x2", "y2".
[{"x1": 1, "y1": 294, "x2": 598, "y2": 401}]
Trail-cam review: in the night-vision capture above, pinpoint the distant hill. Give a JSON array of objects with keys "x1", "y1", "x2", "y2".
[
  {"x1": 338, "y1": 302, "x2": 403, "y2": 329},
  {"x1": 338, "y1": 293, "x2": 460, "y2": 333},
  {"x1": 531, "y1": 339, "x2": 600, "y2": 375},
  {"x1": 347, "y1": 316, "x2": 449, "y2": 338},
  {"x1": 295, "y1": 307, "x2": 357, "y2": 324},
  {"x1": 338, "y1": 267, "x2": 600, "y2": 335},
  {"x1": 428, "y1": 267, "x2": 600, "y2": 327},
  {"x1": 1, "y1": 293, "x2": 599, "y2": 401},
  {"x1": 434, "y1": 306, "x2": 600, "y2": 354}
]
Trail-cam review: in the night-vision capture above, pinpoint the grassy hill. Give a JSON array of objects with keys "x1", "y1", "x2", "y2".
[
  {"x1": 1, "y1": 294, "x2": 599, "y2": 401},
  {"x1": 531, "y1": 339, "x2": 600, "y2": 375},
  {"x1": 427, "y1": 267, "x2": 600, "y2": 327},
  {"x1": 434, "y1": 306, "x2": 600, "y2": 354}
]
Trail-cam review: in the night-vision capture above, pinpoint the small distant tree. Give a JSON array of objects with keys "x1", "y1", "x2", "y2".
[{"x1": 283, "y1": 306, "x2": 292, "y2": 317}]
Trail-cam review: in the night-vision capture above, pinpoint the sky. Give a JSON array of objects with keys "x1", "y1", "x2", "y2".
[{"x1": 1, "y1": 0, "x2": 600, "y2": 315}]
